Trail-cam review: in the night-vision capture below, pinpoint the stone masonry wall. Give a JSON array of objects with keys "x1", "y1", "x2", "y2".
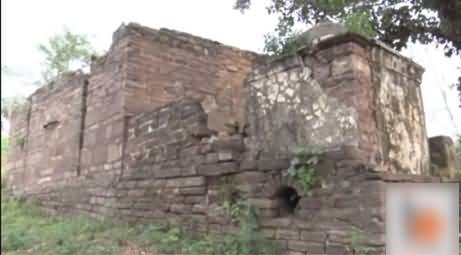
[
  {"x1": 7, "y1": 72, "x2": 87, "y2": 193},
  {"x1": 5, "y1": 23, "x2": 262, "y2": 217},
  {"x1": 6, "y1": 30, "x2": 130, "y2": 216},
  {"x1": 243, "y1": 51, "x2": 361, "y2": 159},
  {"x1": 116, "y1": 99, "x2": 443, "y2": 254},
  {"x1": 243, "y1": 34, "x2": 429, "y2": 174},
  {"x1": 370, "y1": 42, "x2": 430, "y2": 174},
  {"x1": 8, "y1": 98, "x2": 445, "y2": 255},
  {"x1": 118, "y1": 23, "x2": 262, "y2": 131},
  {"x1": 6, "y1": 102, "x2": 30, "y2": 192},
  {"x1": 5, "y1": 23, "x2": 443, "y2": 255},
  {"x1": 118, "y1": 99, "x2": 388, "y2": 254},
  {"x1": 79, "y1": 32, "x2": 128, "y2": 183}
]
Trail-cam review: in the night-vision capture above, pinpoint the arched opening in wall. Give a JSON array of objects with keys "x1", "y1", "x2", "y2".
[{"x1": 273, "y1": 186, "x2": 300, "y2": 217}]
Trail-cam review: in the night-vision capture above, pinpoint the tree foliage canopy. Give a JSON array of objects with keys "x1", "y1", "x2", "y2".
[
  {"x1": 38, "y1": 28, "x2": 95, "y2": 83},
  {"x1": 234, "y1": 0, "x2": 461, "y2": 104},
  {"x1": 235, "y1": 0, "x2": 460, "y2": 55},
  {"x1": 1, "y1": 97, "x2": 26, "y2": 121},
  {"x1": 1, "y1": 66, "x2": 26, "y2": 121},
  {"x1": 1, "y1": 30, "x2": 95, "y2": 130}
]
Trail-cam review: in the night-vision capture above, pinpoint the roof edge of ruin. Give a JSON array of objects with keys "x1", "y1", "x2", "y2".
[
  {"x1": 26, "y1": 70, "x2": 89, "y2": 101},
  {"x1": 112, "y1": 22, "x2": 263, "y2": 59},
  {"x1": 252, "y1": 32, "x2": 424, "y2": 75},
  {"x1": 313, "y1": 32, "x2": 425, "y2": 72}
]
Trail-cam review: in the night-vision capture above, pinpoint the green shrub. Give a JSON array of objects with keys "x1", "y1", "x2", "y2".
[
  {"x1": 287, "y1": 145, "x2": 321, "y2": 195},
  {"x1": 2, "y1": 196, "x2": 281, "y2": 255},
  {"x1": 135, "y1": 205, "x2": 279, "y2": 255},
  {"x1": 455, "y1": 135, "x2": 461, "y2": 154},
  {"x1": 1, "y1": 198, "x2": 121, "y2": 254},
  {"x1": 1, "y1": 136, "x2": 9, "y2": 189},
  {"x1": 350, "y1": 227, "x2": 371, "y2": 255}
]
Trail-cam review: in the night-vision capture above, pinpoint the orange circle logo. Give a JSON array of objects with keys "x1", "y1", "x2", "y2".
[{"x1": 410, "y1": 208, "x2": 445, "y2": 243}]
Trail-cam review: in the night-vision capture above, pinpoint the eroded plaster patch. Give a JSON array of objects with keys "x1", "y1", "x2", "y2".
[
  {"x1": 376, "y1": 70, "x2": 428, "y2": 174},
  {"x1": 245, "y1": 66, "x2": 359, "y2": 157}
]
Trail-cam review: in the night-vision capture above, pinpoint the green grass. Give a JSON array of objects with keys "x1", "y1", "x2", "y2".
[
  {"x1": 1, "y1": 136, "x2": 8, "y2": 152},
  {"x1": 1, "y1": 132, "x2": 279, "y2": 255},
  {"x1": 1, "y1": 198, "x2": 126, "y2": 254},
  {"x1": 1, "y1": 136, "x2": 9, "y2": 188},
  {"x1": 1, "y1": 129, "x2": 278, "y2": 255},
  {"x1": 1, "y1": 197, "x2": 280, "y2": 255}
]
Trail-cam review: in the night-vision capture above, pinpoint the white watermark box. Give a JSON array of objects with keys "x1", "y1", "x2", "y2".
[{"x1": 386, "y1": 183, "x2": 459, "y2": 255}]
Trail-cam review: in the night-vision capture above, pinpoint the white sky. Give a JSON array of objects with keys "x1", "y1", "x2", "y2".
[{"x1": 1, "y1": 0, "x2": 460, "y2": 138}]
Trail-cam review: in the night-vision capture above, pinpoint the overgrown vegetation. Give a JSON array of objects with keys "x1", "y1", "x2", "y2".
[
  {"x1": 1, "y1": 136, "x2": 8, "y2": 157},
  {"x1": 1, "y1": 97, "x2": 28, "y2": 128},
  {"x1": 343, "y1": 11, "x2": 376, "y2": 39},
  {"x1": 0, "y1": 66, "x2": 28, "y2": 132},
  {"x1": 216, "y1": 184, "x2": 280, "y2": 255},
  {"x1": 286, "y1": 145, "x2": 321, "y2": 195},
  {"x1": 219, "y1": 181, "x2": 247, "y2": 220},
  {"x1": 38, "y1": 28, "x2": 95, "y2": 84},
  {"x1": 1, "y1": 198, "x2": 120, "y2": 254},
  {"x1": 12, "y1": 132, "x2": 25, "y2": 150},
  {"x1": 222, "y1": 197, "x2": 248, "y2": 221},
  {"x1": 350, "y1": 227, "x2": 371, "y2": 255},
  {"x1": 263, "y1": 30, "x2": 305, "y2": 57},
  {"x1": 149, "y1": 202, "x2": 279, "y2": 255},
  {"x1": 456, "y1": 135, "x2": 461, "y2": 154},
  {"x1": 234, "y1": 0, "x2": 461, "y2": 105},
  {"x1": 262, "y1": 13, "x2": 376, "y2": 56},
  {"x1": 1, "y1": 136, "x2": 9, "y2": 188},
  {"x1": 1, "y1": 194, "x2": 280, "y2": 255}
]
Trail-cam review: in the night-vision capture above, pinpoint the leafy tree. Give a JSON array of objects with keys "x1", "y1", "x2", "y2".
[
  {"x1": 1, "y1": 66, "x2": 27, "y2": 131},
  {"x1": 234, "y1": 0, "x2": 461, "y2": 105},
  {"x1": 456, "y1": 135, "x2": 461, "y2": 154},
  {"x1": 38, "y1": 28, "x2": 95, "y2": 83},
  {"x1": 1, "y1": 97, "x2": 27, "y2": 122}
]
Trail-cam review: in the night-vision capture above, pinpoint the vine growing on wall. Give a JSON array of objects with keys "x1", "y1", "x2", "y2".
[
  {"x1": 219, "y1": 181, "x2": 245, "y2": 221},
  {"x1": 13, "y1": 132, "x2": 26, "y2": 150},
  {"x1": 216, "y1": 181, "x2": 280, "y2": 255},
  {"x1": 147, "y1": 195, "x2": 281, "y2": 255},
  {"x1": 222, "y1": 198, "x2": 248, "y2": 220},
  {"x1": 456, "y1": 135, "x2": 461, "y2": 154},
  {"x1": 286, "y1": 145, "x2": 321, "y2": 195},
  {"x1": 350, "y1": 227, "x2": 371, "y2": 255}
]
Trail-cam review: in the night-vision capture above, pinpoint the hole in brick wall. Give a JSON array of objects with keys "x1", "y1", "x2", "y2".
[
  {"x1": 230, "y1": 190, "x2": 241, "y2": 203},
  {"x1": 274, "y1": 186, "x2": 300, "y2": 216},
  {"x1": 43, "y1": 120, "x2": 59, "y2": 130}
]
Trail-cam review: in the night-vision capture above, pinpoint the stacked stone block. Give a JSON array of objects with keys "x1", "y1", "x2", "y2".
[{"x1": 244, "y1": 34, "x2": 429, "y2": 174}]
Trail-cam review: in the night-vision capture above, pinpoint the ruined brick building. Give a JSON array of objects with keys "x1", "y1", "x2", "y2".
[{"x1": 6, "y1": 23, "x2": 460, "y2": 254}]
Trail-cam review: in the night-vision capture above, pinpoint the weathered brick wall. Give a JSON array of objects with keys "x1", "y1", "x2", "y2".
[
  {"x1": 25, "y1": 72, "x2": 87, "y2": 191},
  {"x1": 118, "y1": 98, "x2": 388, "y2": 254},
  {"x1": 118, "y1": 23, "x2": 262, "y2": 131},
  {"x1": 243, "y1": 46, "x2": 362, "y2": 159},
  {"x1": 116, "y1": 99, "x2": 445, "y2": 254},
  {"x1": 5, "y1": 30, "x2": 130, "y2": 216},
  {"x1": 5, "y1": 72, "x2": 87, "y2": 195},
  {"x1": 79, "y1": 32, "x2": 128, "y2": 182},
  {"x1": 5, "y1": 23, "x2": 445, "y2": 255},
  {"x1": 370, "y1": 42, "x2": 430, "y2": 174},
  {"x1": 243, "y1": 34, "x2": 429, "y2": 174},
  {"x1": 117, "y1": 99, "x2": 210, "y2": 224},
  {"x1": 6, "y1": 102, "x2": 30, "y2": 192}
]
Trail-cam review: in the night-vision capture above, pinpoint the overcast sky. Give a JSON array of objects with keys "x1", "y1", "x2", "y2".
[{"x1": 1, "y1": 0, "x2": 460, "y2": 138}]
